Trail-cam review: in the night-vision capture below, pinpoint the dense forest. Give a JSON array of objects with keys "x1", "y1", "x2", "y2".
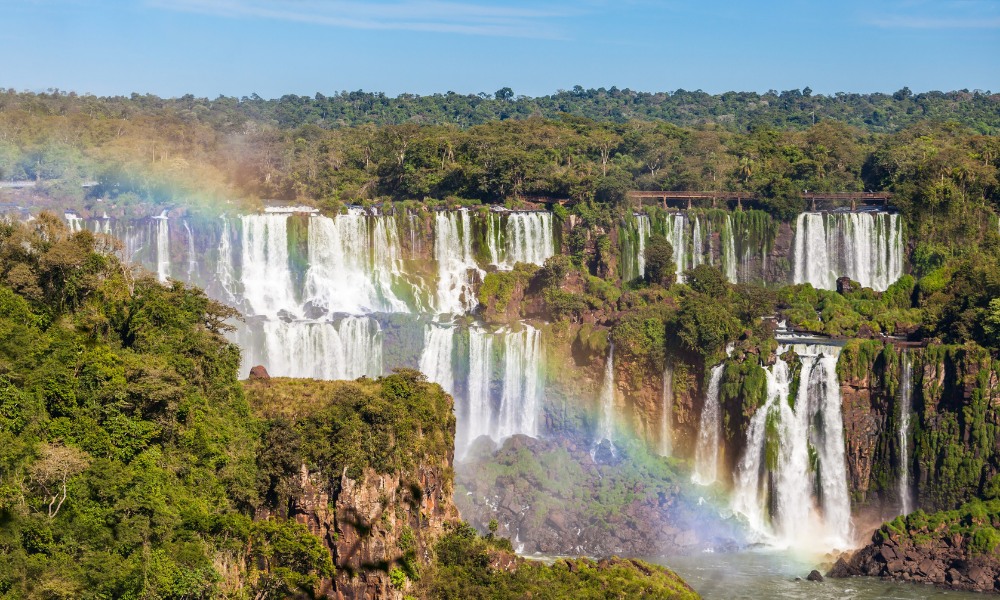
[{"x1": 1, "y1": 89, "x2": 999, "y2": 231}]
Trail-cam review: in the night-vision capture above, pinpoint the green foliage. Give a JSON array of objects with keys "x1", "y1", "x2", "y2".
[
  {"x1": 426, "y1": 522, "x2": 699, "y2": 599},
  {"x1": 644, "y1": 234, "x2": 676, "y2": 287},
  {"x1": 0, "y1": 217, "x2": 331, "y2": 598},
  {"x1": 778, "y1": 276, "x2": 923, "y2": 338},
  {"x1": 248, "y1": 370, "x2": 455, "y2": 485}
]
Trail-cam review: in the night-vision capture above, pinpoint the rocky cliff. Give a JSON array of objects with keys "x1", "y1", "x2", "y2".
[
  {"x1": 247, "y1": 371, "x2": 459, "y2": 600},
  {"x1": 837, "y1": 341, "x2": 1000, "y2": 516},
  {"x1": 829, "y1": 499, "x2": 1000, "y2": 593}
]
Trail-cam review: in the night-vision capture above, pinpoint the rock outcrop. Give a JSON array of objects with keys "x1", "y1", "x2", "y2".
[
  {"x1": 829, "y1": 520, "x2": 1000, "y2": 593},
  {"x1": 294, "y1": 462, "x2": 458, "y2": 599},
  {"x1": 247, "y1": 373, "x2": 460, "y2": 600},
  {"x1": 456, "y1": 434, "x2": 744, "y2": 557}
]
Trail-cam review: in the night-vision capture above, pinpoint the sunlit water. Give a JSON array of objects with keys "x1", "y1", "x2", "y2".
[{"x1": 654, "y1": 550, "x2": 983, "y2": 600}]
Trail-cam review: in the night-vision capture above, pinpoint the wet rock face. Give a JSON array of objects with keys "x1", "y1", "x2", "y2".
[
  {"x1": 829, "y1": 528, "x2": 1000, "y2": 593},
  {"x1": 294, "y1": 462, "x2": 459, "y2": 600},
  {"x1": 455, "y1": 435, "x2": 745, "y2": 558}
]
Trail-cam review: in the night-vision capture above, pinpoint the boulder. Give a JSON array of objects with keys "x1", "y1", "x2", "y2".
[
  {"x1": 248, "y1": 365, "x2": 270, "y2": 380},
  {"x1": 806, "y1": 570, "x2": 824, "y2": 582}
]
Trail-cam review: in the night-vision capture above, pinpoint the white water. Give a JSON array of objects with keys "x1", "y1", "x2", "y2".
[
  {"x1": 466, "y1": 327, "x2": 495, "y2": 449},
  {"x1": 239, "y1": 214, "x2": 298, "y2": 318},
  {"x1": 216, "y1": 218, "x2": 238, "y2": 303},
  {"x1": 64, "y1": 212, "x2": 83, "y2": 233},
  {"x1": 722, "y1": 215, "x2": 738, "y2": 283},
  {"x1": 504, "y1": 212, "x2": 555, "y2": 268},
  {"x1": 898, "y1": 351, "x2": 913, "y2": 516},
  {"x1": 660, "y1": 361, "x2": 674, "y2": 457},
  {"x1": 435, "y1": 210, "x2": 480, "y2": 315},
  {"x1": 636, "y1": 214, "x2": 651, "y2": 278},
  {"x1": 183, "y1": 221, "x2": 197, "y2": 279},
  {"x1": 731, "y1": 344, "x2": 853, "y2": 551},
  {"x1": 419, "y1": 322, "x2": 455, "y2": 396},
  {"x1": 241, "y1": 316, "x2": 383, "y2": 380},
  {"x1": 463, "y1": 324, "x2": 544, "y2": 454},
  {"x1": 691, "y1": 216, "x2": 704, "y2": 269},
  {"x1": 154, "y1": 211, "x2": 170, "y2": 283},
  {"x1": 305, "y1": 210, "x2": 410, "y2": 315},
  {"x1": 665, "y1": 214, "x2": 688, "y2": 283},
  {"x1": 592, "y1": 344, "x2": 617, "y2": 449},
  {"x1": 692, "y1": 364, "x2": 726, "y2": 485},
  {"x1": 496, "y1": 326, "x2": 543, "y2": 440},
  {"x1": 793, "y1": 212, "x2": 903, "y2": 291}
]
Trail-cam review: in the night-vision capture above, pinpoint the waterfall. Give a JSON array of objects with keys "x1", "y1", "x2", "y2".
[
  {"x1": 466, "y1": 328, "x2": 495, "y2": 449},
  {"x1": 435, "y1": 210, "x2": 480, "y2": 315},
  {"x1": 660, "y1": 361, "x2": 674, "y2": 457},
  {"x1": 692, "y1": 364, "x2": 725, "y2": 485},
  {"x1": 691, "y1": 217, "x2": 704, "y2": 269},
  {"x1": 731, "y1": 344, "x2": 853, "y2": 550},
  {"x1": 488, "y1": 211, "x2": 555, "y2": 269},
  {"x1": 419, "y1": 323, "x2": 455, "y2": 396},
  {"x1": 793, "y1": 212, "x2": 903, "y2": 291},
  {"x1": 637, "y1": 214, "x2": 651, "y2": 278},
  {"x1": 505, "y1": 212, "x2": 555, "y2": 267},
  {"x1": 665, "y1": 214, "x2": 687, "y2": 283},
  {"x1": 722, "y1": 215, "x2": 738, "y2": 283},
  {"x1": 216, "y1": 217, "x2": 238, "y2": 304},
  {"x1": 595, "y1": 344, "x2": 616, "y2": 448},
  {"x1": 462, "y1": 324, "x2": 544, "y2": 454},
  {"x1": 64, "y1": 212, "x2": 83, "y2": 232},
  {"x1": 304, "y1": 210, "x2": 409, "y2": 315},
  {"x1": 239, "y1": 214, "x2": 298, "y2": 318},
  {"x1": 242, "y1": 317, "x2": 383, "y2": 380},
  {"x1": 183, "y1": 221, "x2": 198, "y2": 279},
  {"x1": 154, "y1": 211, "x2": 170, "y2": 283},
  {"x1": 731, "y1": 356, "x2": 789, "y2": 537},
  {"x1": 496, "y1": 326, "x2": 543, "y2": 440},
  {"x1": 899, "y1": 351, "x2": 913, "y2": 516}
]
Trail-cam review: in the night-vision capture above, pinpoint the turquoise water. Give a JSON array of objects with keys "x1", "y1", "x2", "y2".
[{"x1": 655, "y1": 550, "x2": 985, "y2": 599}]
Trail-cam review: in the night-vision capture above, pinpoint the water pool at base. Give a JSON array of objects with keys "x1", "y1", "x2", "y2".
[{"x1": 654, "y1": 550, "x2": 985, "y2": 600}]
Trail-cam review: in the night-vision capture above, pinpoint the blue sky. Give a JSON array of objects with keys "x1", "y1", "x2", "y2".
[{"x1": 2, "y1": 0, "x2": 997, "y2": 98}]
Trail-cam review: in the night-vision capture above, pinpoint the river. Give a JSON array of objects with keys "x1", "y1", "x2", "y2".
[{"x1": 656, "y1": 549, "x2": 984, "y2": 599}]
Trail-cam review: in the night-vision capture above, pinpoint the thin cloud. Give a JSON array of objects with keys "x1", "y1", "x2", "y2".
[
  {"x1": 866, "y1": 0, "x2": 1000, "y2": 28},
  {"x1": 147, "y1": 0, "x2": 574, "y2": 38}
]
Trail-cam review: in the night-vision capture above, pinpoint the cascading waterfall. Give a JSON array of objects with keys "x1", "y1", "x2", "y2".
[
  {"x1": 691, "y1": 216, "x2": 704, "y2": 269},
  {"x1": 419, "y1": 323, "x2": 455, "y2": 396},
  {"x1": 466, "y1": 328, "x2": 495, "y2": 448},
  {"x1": 216, "y1": 217, "x2": 238, "y2": 304},
  {"x1": 435, "y1": 210, "x2": 480, "y2": 315},
  {"x1": 692, "y1": 364, "x2": 725, "y2": 485},
  {"x1": 722, "y1": 215, "x2": 738, "y2": 283},
  {"x1": 154, "y1": 211, "x2": 170, "y2": 283},
  {"x1": 731, "y1": 344, "x2": 853, "y2": 550},
  {"x1": 496, "y1": 326, "x2": 543, "y2": 440},
  {"x1": 660, "y1": 361, "x2": 674, "y2": 457},
  {"x1": 793, "y1": 212, "x2": 903, "y2": 291},
  {"x1": 898, "y1": 350, "x2": 913, "y2": 516},
  {"x1": 637, "y1": 214, "x2": 651, "y2": 278},
  {"x1": 462, "y1": 324, "x2": 544, "y2": 453},
  {"x1": 241, "y1": 316, "x2": 383, "y2": 380},
  {"x1": 183, "y1": 221, "x2": 197, "y2": 279},
  {"x1": 665, "y1": 214, "x2": 688, "y2": 283},
  {"x1": 488, "y1": 211, "x2": 555, "y2": 269},
  {"x1": 65, "y1": 212, "x2": 83, "y2": 232},
  {"x1": 505, "y1": 212, "x2": 555, "y2": 267},
  {"x1": 305, "y1": 210, "x2": 410, "y2": 315},
  {"x1": 239, "y1": 214, "x2": 298, "y2": 318},
  {"x1": 594, "y1": 344, "x2": 617, "y2": 449}
]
